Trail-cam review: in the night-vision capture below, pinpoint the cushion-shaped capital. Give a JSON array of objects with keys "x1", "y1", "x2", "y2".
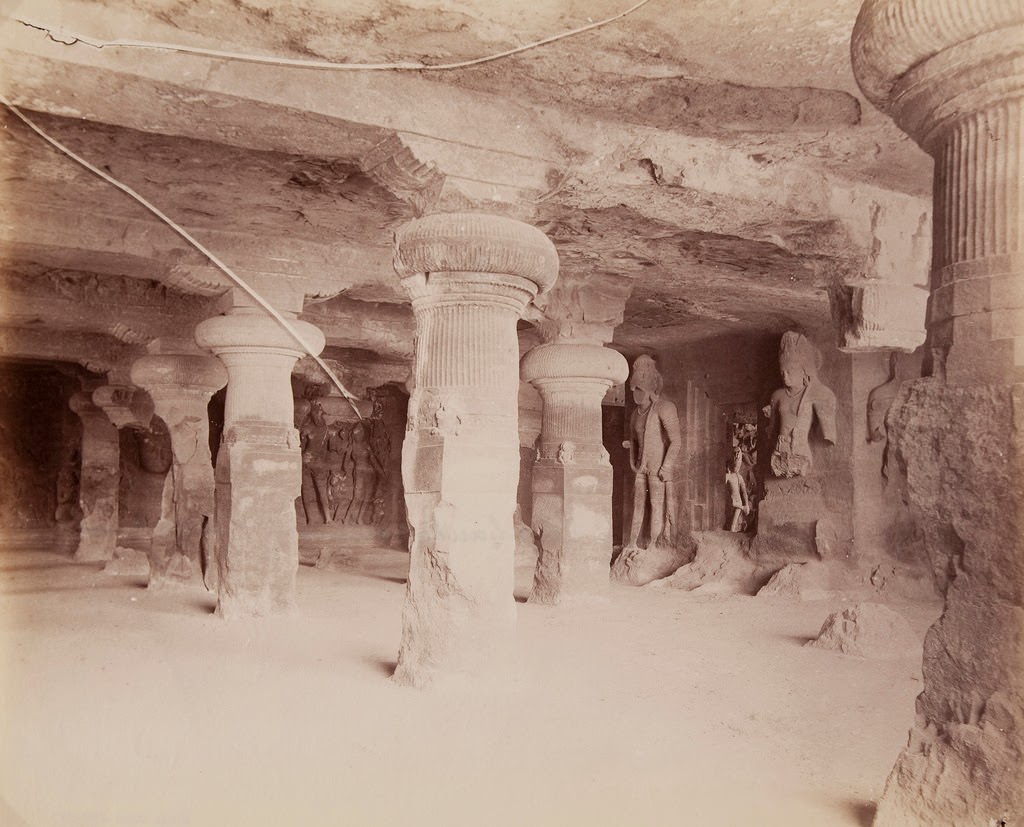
[
  {"x1": 131, "y1": 353, "x2": 228, "y2": 394},
  {"x1": 195, "y1": 313, "x2": 325, "y2": 357},
  {"x1": 852, "y1": 0, "x2": 1024, "y2": 111},
  {"x1": 521, "y1": 342, "x2": 628, "y2": 385},
  {"x1": 394, "y1": 212, "x2": 558, "y2": 295}
]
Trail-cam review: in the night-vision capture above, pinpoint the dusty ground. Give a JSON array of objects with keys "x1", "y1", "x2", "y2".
[{"x1": 0, "y1": 536, "x2": 940, "y2": 827}]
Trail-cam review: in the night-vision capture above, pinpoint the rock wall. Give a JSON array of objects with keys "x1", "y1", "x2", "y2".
[
  {"x1": 0, "y1": 364, "x2": 80, "y2": 528},
  {"x1": 849, "y1": 349, "x2": 927, "y2": 568},
  {"x1": 874, "y1": 379, "x2": 1024, "y2": 824}
]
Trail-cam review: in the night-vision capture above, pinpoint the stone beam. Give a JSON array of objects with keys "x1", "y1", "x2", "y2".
[
  {"x1": 0, "y1": 270, "x2": 215, "y2": 343},
  {"x1": 299, "y1": 298, "x2": 415, "y2": 361},
  {"x1": 0, "y1": 325, "x2": 140, "y2": 377},
  {"x1": 0, "y1": 195, "x2": 397, "y2": 300}
]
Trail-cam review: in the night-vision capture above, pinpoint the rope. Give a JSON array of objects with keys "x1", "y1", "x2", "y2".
[
  {"x1": 0, "y1": 94, "x2": 363, "y2": 417},
  {"x1": 15, "y1": 0, "x2": 653, "y2": 72}
]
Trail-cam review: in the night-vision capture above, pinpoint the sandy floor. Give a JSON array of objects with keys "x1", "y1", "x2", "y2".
[{"x1": 0, "y1": 538, "x2": 940, "y2": 827}]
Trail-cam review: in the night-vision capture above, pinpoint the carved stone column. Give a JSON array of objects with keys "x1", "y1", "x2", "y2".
[
  {"x1": 852, "y1": 3, "x2": 1024, "y2": 824},
  {"x1": 130, "y1": 353, "x2": 228, "y2": 588},
  {"x1": 69, "y1": 392, "x2": 120, "y2": 562},
  {"x1": 521, "y1": 341, "x2": 628, "y2": 604},
  {"x1": 194, "y1": 310, "x2": 325, "y2": 618},
  {"x1": 392, "y1": 212, "x2": 558, "y2": 687}
]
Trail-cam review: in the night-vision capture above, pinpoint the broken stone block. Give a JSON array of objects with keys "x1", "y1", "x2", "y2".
[
  {"x1": 103, "y1": 546, "x2": 150, "y2": 577},
  {"x1": 649, "y1": 530, "x2": 755, "y2": 595},
  {"x1": 757, "y1": 561, "x2": 830, "y2": 600},
  {"x1": 806, "y1": 603, "x2": 921, "y2": 659}
]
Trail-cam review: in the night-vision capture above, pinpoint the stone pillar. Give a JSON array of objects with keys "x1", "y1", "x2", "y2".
[
  {"x1": 130, "y1": 354, "x2": 228, "y2": 588},
  {"x1": 194, "y1": 310, "x2": 325, "y2": 618},
  {"x1": 852, "y1": 3, "x2": 1024, "y2": 824},
  {"x1": 69, "y1": 392, "x2": 120, "y2": 562},
  {"x1": 521, "y1": 341, "x2": 627, "y2": 603},
  {"x1": 392, "y1": 212, "x2": 558, "y2": 687}
]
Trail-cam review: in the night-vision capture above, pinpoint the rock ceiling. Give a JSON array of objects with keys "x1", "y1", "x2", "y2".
[{"x1": 0, "y1": 0, "x2": 933, "y2": 382}]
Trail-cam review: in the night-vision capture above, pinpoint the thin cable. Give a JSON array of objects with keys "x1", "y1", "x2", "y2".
[
  {"x1": 0, "y1": 93, "x2": 363, "y2": 417},
  {"x1": 15, "y1": 0, "x2": 653, "y2": 71}
]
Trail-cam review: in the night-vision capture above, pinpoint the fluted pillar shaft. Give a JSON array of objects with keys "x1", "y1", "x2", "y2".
[
  {"x1": 69, "y1": 392, "x2": 120, "y2": 562},
  {"x1": 521, "y1": 342, "x2": 628, "y2": 604},
  {"x1": 195, "y1": 310, "x2": 325, "y2": 618},
  {"x1": 131, "y1": 354, "x2": 228, "y2": 588},
  {"x1": 852, "y1": 3, "x2": 1024, "y2": 824},
  {"x1": 392, "y1": 212, "x2": 558, "y2": 687}
]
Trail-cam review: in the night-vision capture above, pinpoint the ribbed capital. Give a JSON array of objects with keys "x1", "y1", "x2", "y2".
[
  {"x1": 521, "y1": 342, "x2": 629, "y2": 386},
  {"x1": 852, "y1": 0, "x2": 1024, "y2": 146},
  {"x1": 130, "y1": 353, "x2": 228, "y2": 397},
  {"x1": 393, "y1": 212, "x2": 559, "y2": 296},
  {"x1": 194, "y1": 312, "x2": 325, "y2": 359}
]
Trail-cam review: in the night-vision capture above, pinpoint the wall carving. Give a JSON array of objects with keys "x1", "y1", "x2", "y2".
[{"x1": 294, "y1": 383, "x2": 404, "y2": 545}]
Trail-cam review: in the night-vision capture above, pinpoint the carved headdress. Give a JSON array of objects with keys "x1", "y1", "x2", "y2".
[
  {"x1": 778, "y1": 331, "x2": 821, "y2": 386},
  {"x1": 629, "y1": 354, "x2": 663, "y2": 396}
]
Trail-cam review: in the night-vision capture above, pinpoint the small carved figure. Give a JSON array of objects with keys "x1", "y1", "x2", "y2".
[
  {"x1": 326, "y1": 468, "x2": 348, "y2": 521},
  {"x1": 299, "y1": 399, "x2": 341, "y2": 524},
  {"x1": 764, "y1": 332, "x2": 837, "y2": 478},
  {"x1": 557, "y1": 440, "x2": 576, "y2": 464},
  {"x1": 371, "y1": 496, "x2": 386, "y2": 525},
  {"x1": 725, "y1": 452, "x2": 750, "y2": 532},
  {"x1": 343, "y1": 421, "x2": 385, "y2": 524},
  {"x1": 625, "y1": 355, "x2": 682, "y2": 549},
  {"x1": 867, "y1": 351, "x2": 902, "y2": 480},
  {"x1": 54, "y1": 453, "x2": 81, "y2": 524},
  {"x1": 431, "y1": 400, "x2": 462, "y2": 437}
]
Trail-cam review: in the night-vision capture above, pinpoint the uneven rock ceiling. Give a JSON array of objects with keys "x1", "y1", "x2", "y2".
[{"x1": 0, "y1": 0, "x2": 933, "y2": 377}]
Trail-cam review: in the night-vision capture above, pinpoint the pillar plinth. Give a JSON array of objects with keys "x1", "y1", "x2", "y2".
[
  {"x1": 521, "y1": 342, "x2": 628, "y2": 604},
  {"x1": 69, "y1": 392, "x2": 120, "y2": 562},
  {"x1": 194, "y1": 311, "x2": 325, "y2": 618},
  {"x1": 393, "y1": 212, "x2": 557, "y2": 687},
  {"x1": 130, "y1": 354, "x2": 228, "y2": 588},
  {"x1": 852, "y1": 3, "x2": 1024, "y2": 823}
]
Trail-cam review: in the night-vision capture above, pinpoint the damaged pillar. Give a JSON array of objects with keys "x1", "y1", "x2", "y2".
[
  {"x1": 130, "y1": 353, "x2": 228, "y2": 588},
  {"x1": 68, "y1": 392, "x2": 120, "y2": 562},
  {"x1": 195, "y1": 306, "x2": 324, "y2": 618},
  {"x1": 521, "y1": 342, "x2": 627, "y2": 603},
  {"x1": 852, "y1": 2, "x2": 1024, "y2": 824},
  {"x1": 392, "y1": 212, "x2": 558, "y2": 687}
]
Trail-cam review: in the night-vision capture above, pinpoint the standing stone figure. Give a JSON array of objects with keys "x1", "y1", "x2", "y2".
[
  {"x1": 725, "y1": 452, "x2": 751, "y2": 532},
  {"x1": 299, "y1": 398, "x2": 339, "y2": 524},
  {"x1": 764, "y1": 332, "x2": 837, "y2": 477},
  {"x1": 342, "y1": 421, "x2": 385, "y2": 524},
  {"x1": 625, "y1": 355, "x2": 681, "y2": 549}
]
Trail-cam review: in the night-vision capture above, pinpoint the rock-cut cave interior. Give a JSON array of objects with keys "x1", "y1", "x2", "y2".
[{"x1": 1, "y1": 1, "x2": 1021, "y2": 825}]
